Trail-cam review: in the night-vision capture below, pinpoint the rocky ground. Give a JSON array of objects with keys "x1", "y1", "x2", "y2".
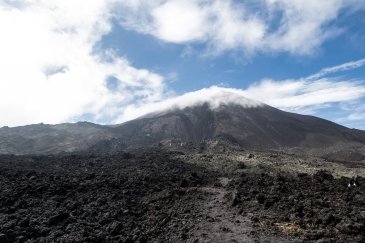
[
  {"x1": 0, "y1": 148, "x2": 364, "y2": 242},
  {"x1": 231, "y1": 171, "x2": 365, "y2": 242}
]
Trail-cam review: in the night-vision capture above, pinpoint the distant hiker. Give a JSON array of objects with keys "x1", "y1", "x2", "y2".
[
  {"x1": 348, "y1": 176, "x2": 359, "y2": 188},
  {"x1": 354, "y1": 176, "x2": 359, "y2": 186}
]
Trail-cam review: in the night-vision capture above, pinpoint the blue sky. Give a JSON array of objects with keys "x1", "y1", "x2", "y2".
[
  {"x1": 100, "y1": 21, "x2": 365, "y2": 93},
  {"x1": 1, "y1": 0, "x2": 365, "y2": 129}
]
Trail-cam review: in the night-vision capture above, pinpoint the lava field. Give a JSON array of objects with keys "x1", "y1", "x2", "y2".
[
  {"x1": 0, "y1": 150, "x2": 364, "y2": 242},
  {"x1": 232, "y1": 170, "x2": 365, "y2": 242}
]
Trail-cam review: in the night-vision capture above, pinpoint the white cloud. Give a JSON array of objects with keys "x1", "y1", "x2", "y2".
[
  {"x1": 118, "y1": 0, "x2": 363, "y2": 55},
  {"x1": 151, "y1": 0, "x2": 210, "y2": 43},
  {"x1": 240, "y1": 58, "x2": 365, "y2": 114},
  {"x1": 348, "y1": 112, "x2": 365, "y2": 121},
  {"x1": 237, "y1": 58, "x2": 365, "y2": 114},
  {"x1": 208, "y1": 1, "x2": 266, "y2": 54},
  {"x1": 118, "y1": 0, "x2": 266, "y2": 55},
  {"x1": 340, "y1": 101, "x2": 365, "y2": 122},
  {"x1": 334, "y1": 100, "x2": 365, "y2": 129},
  {"x1": 243, "y1": 79, "x2": 365, "y2": 111},
  {"x1": 0, "y1": 0, "x2": 167, "y2": 127},
  {"x1": 307, "y1": 58, "x2": 365, "y2": 80},
  {"x1": 264, "y1": 0, "x2": 344, "y2": 54},
  {"x1": 117, "y1": 86, "x2": 263, "y2": 122}
]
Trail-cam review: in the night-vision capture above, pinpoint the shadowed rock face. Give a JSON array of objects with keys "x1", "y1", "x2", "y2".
[
  {"x1": 0, "y1": 103, "x2": 364, "y2": 156},
  {"x1": 114, "y1": 103, "x2": 365, "y2": 152}
]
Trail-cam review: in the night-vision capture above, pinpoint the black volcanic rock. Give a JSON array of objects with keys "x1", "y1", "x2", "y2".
[
  {"x1": 0, "y1": 151, "x2": 363, "y2": 242},
  {"x1": 0, "y1": 152, "x2": 216, "y2": 242}
]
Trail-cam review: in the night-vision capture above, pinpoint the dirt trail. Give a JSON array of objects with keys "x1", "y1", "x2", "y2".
[{"x1": 189, "y1": 177, "x2": 288, "y2": 243}]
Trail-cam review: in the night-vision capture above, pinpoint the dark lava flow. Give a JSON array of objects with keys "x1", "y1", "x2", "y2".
[
  {"x1": 0, "y1": 152, "x2": 215, "y2": 242},
  {"x1": 232, "y1": 170, "x2": 365, "y2": 242},
  {"x1": 0, "y1": 151, "x2": 364, "y2": 242}
]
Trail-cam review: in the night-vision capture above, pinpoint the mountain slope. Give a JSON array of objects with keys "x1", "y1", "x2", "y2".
[
  {"x1": 114, "y1": 103, "x2": 365, "y2": 153},
  {"x1": 0, "y1": 97, "x2": 364, "y2": 157},
  {"x1": 0, "y1": 122, "x2": 114, "y2": 155}
]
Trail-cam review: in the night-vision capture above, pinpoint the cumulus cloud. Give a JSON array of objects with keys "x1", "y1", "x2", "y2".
[
  {"x1": 264, "y1": 0, "x2": 343, "y2": 54},
  {"x1": 151, "y1": 0, "x2": 210, "y2": 43},
  {"x1": 0, "y1": 0, "x2": 167, "y2": 127},
  {"x1": 118, "y1": 0, "x2": 363, "y2": 55},
  {"x1": 118, "y1": 0, "x2": 266, "y2": 55}
]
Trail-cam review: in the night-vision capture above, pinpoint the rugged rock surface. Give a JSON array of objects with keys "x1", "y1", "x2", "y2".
[
  {"x1": 0, "y1": 151, "x2": 214, "y2": 242},
  {"x1": 232, "y1": 170, "x2": 365, "y2": 242},
  {"x1": 0, "y1": 150, "x2": 364, "y2": 242}
]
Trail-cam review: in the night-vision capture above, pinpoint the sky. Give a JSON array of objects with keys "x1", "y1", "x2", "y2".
[{"x1": 1, "y1": 0, "x2": 365, "y2": 129}]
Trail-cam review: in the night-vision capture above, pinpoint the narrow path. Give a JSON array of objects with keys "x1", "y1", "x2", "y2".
[
  {"x1": 188, "y1": 177, "x2": 255, "y2": 243},
  {"x1": 188, "y1": 177, "x2": 292, "y2": 243}
]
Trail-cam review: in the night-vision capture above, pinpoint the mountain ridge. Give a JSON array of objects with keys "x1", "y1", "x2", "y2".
[
  {"x1": 0, "y1": 101, "x2": 364, "y2": 161},
  {"x1": 114, "y1": 103, "x2": 365, "y2": 150}
]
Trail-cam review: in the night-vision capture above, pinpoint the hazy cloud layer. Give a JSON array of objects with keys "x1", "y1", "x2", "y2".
[{"x1": 118, "y1": 0, "x2": 363, "y2": 55}]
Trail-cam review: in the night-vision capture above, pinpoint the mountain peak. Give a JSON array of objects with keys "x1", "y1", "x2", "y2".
[
  {"x1": 120, "y1": 86, "x2": 264, "y2": 122},
  {"x1": 178, "y1": 86, "x2": 263, "y2": 109}
]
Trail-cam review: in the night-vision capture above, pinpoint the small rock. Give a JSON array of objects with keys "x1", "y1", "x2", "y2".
[
  {"x1": 48, "y1": 212, "x2": 70, "y2": 226},
  {"x1": 0, "y1": 233, "x2": 8, "y2": 242},
  {"x1": 256, "y1": 193, "x2": 265, "y2": 204}
]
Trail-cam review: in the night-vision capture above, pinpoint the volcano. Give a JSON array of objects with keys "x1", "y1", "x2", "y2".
[
  {"x1": 112, "y1": 102, "x2": 365, "y2": 158},
  {"x1": 0, "y1": 89, "x2": 364, "y2": 159}
]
